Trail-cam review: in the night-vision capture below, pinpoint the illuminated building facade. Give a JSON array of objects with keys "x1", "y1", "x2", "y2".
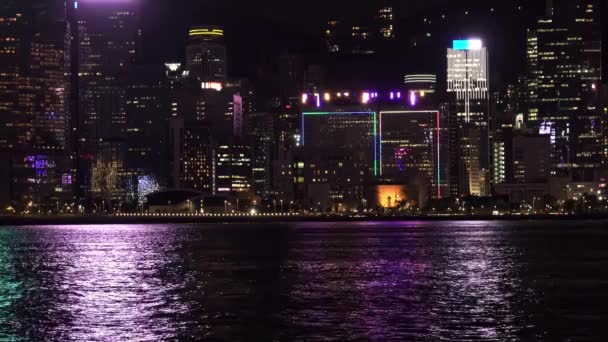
[
  {"x1": 324, "y1": 19, "x2": 345, "y2": 53},
  {"x1": 513, "y1": 133, "x2": 552, "y2": 184},
  {"x1": 272, "y1": 106, "x2": 301, "y2": 202},
  {"x1": 0, "y1": 2, "x2": 71, "y2": 209},
  {"x1": 300, "y1": 93, "x2": 377, "y2": 209},
  {"x1": 351, "y1": 25, "x2": 374, "y2": 55},
  {"x1": 527, "y1": 0, "x2": 602, "y2": 181},
  {"x1": 377, "y1": 6, "x2": 395, "y2": 39},
  {"x1": 215, "y1": 145, "x2": 252, "y2": 194},
  {"x1": 246, "y1": 112, "x2": 275, "y2": 199},
  {"x1": 125, "y1": 65, "x2": 169, "y2": 194},
  {"x1": 447, "y1": 39, "x2": 490, "y2": 197},
  {"x1": 169, "y1": 119, "x2": 214, "y2": 192},
  {"x1": 186, "y1": 26, "x2": 227, "y2": 81},
  {"x1": 73, "y1": 0, "x2": 143, "y2": 202},
  {"x1": 379, "y1": 109, "x2": 448, "y2": 203}
]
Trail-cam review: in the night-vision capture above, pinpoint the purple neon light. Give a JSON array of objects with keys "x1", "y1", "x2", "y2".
[{"x1": 390, "y1": 92, "x2": 394, "y2": 100}]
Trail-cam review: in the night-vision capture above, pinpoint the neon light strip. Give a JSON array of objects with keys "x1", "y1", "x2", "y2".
[
  {"x1": 374, "y1": 112, "x2": 378, "y2": 176},
  {"x1": 302, "y1": 111, "x2": 378, "y2": 176},
  {"x1": 190, "y1": 29, "x2": 224, "y2": 33},
  {"x1": 190, "y1": 32, "x2": 224, "y2": 36},
  {"x1": 378, "y1": 110, "x2": 441, "y2": 197},
  {"x1": 436, "y1": 111, "x2": 441, "y2": 199}
]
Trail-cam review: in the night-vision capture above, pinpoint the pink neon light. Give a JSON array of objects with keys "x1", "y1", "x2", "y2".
[
  {"x1": 409, "y1": 91, "x2": 417, "y2": 106},
  {"x1": 390, "y1": 92, "x2": 394, "y2": 100},
  {"x1": 397, "y1": 92, "x2": 401, "y2": 99}
]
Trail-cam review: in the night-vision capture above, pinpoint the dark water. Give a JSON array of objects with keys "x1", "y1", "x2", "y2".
[{"x1": 1, "y1": 221, "x2": 608, "y2": 341}]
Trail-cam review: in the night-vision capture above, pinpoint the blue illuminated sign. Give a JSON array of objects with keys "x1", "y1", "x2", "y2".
[{"x1": 452, "y1": 39, "x2": 482, "y2": 50}]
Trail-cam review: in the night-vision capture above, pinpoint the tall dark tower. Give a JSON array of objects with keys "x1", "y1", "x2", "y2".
[
  {"x1": 67, "y1": 0, "x2": 83, "y2": 202},
  {"x1": 185, "y1": 26, "x2": 227, "y2": 81}
]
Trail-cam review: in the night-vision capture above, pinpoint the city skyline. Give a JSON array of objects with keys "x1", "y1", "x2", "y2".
[{"x1": 0, "y1": 0, "x2": 607, "y2": 216}]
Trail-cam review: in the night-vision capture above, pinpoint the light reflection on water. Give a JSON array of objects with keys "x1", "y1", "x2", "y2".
[{"x1": 0, "y1": 221, "x2": 607, "y2": 341}]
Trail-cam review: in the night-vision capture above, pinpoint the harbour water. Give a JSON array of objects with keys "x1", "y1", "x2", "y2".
[{"x1": 0, "y1": 221, "x2": 607, "y2": 341}]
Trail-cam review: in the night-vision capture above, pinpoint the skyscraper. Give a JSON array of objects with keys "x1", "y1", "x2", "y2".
[
  {"x1": 0, "y1": 1, "x2": 71, "y2": 210},
  {"x1": 186, "y1": 26, "x2": 227, "y2": 81},
  {"x1": 527, "y1": 0, "x2": 602, "y2": 181},
  {"x1": 73, "y1": 0, "x2": 143, "y2": 203},
  {"x1": 300, "y1": 107, "x2": 377, "y2": 210},
  {"x1": 246, "y1": 112, "x2": 275, "y2": 199},
  {"x1": 379, "y1": 110, "x2": 446, "y2": 203},
  {"x1": 447, "y1": 39, "x2": 490, "y2": 196},
  {"x1": 377, "y1": 6, "x2": 395, "y2": 39}
]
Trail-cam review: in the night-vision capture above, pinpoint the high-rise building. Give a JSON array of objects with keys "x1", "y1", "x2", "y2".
[
  {"x1": 447, "y1": 39, "x2": 490, "y2": 197},
  {"x1": 125, "y1": 64, "x2": 169, "y2": 195},
  {"x1": 72, "y1": 0, "x2": 143, "y2": 203},
  {"x1": 379, "y1": 109, "x2": 448, "y2": 203},
  {"x1": 186, "y1": 26, "x2": 227, "y2": 81},
  {"x1": 0, "y1": 1, "x2": 71, "y2": 210},
  {"x1": 513, "y1": 133, "x2": 552, "y2": 183},
  {"x1": 351, "y1": 25, "x2": 374, "y2": 55},
  {"x1": 246, "y1": 112, "x2": 275, "y2": 199},
  {"x1": 300, "y1": 105, "x2": 377, "y2": 210},
  {"x1": 278, "y1": 53, "x2": 304, "y2": 102},
  {"x1": 215, "y1": 145, "x2": 252, "y2": 194},
  {"x1": 527, "y1": 0, "x2": 602, "y2": 181},
  {"x1": 324, "y1": 20, "x2": 344, "y2": 53},
  {"x1": 169, "y1": 119, "x2": 214, "y2": 192},
  {"x1": 377, "y1": 6, "x2": 395, "y2": 39}
]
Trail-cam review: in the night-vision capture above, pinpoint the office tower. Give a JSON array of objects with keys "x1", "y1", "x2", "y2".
[
  {"x1": 300, "y1": 109, "x2": 377, "y2": 210},
  {"x1": 447, "y1": 39, "x2": 490, "y2": 197},
  {"x1": 246, "y1": 112, "x2": 275, "y2": 199},
  {"x1": 272, "y1": 107, "x2": 300, "y2": 203},
  {"x1": 215, "y1": 145, "x2": 252, "y2": 194},
  {"x1": 186, "y1": 26, "x2": 227, "y2": 81},
  {"x1": 0, "y1": 7, "x2": 25, "y2": 208},
  {"x1": 279, "y1": 53, "x2": 304, "y2": 103},
  {"x1": 350, "y1": 25, "x2": 374, "y2": 55},
  {"x1": 169, "y1": 119, "x2": 214, "y2": 192},
  {"x1": 0, "y1": 2, "x2": 71, "y2": 210},
  {"x1": 72, "y1": 0, "x2": 142, "y2": 204},
  {"x1": 527, "y1": 0, "x2": 602, "y2": 181},
  {"x1": 377, "y1": 6, "x2": 395, "y2": 39},
  {"x1": 324, "y1": 19, "x2": 344, "y2": 53},
  {"x1": 513, "y1": 133, "x2": 552, "y2": 183},
  {"x1": 379, "y1": 110, "x2": 446, "y2": 204},
  {"x1": 491, "y1": 82, "x2": 528, "y2": 185},
  {"x1": 125, "y1": 65, "x2": 169, "y2": 196}
]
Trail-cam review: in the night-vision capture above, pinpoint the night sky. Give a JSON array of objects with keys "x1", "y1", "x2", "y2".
[{"x1": 140, "y1": 0, "x2": 544, "y2": 87}]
